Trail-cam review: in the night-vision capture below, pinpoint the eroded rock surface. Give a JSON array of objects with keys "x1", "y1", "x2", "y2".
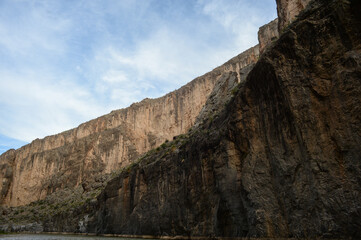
[
  {"x1": 258, "y1": 18, "x2": 279, "y2": 53},
  {"x1": 276, "y1": 0, "x2": 311, "y2": 32},
  {"x1": 0, "y1": 43, "x2": 260, "y2": 207},
  {"x1": 1, "y1": 0, "x2": 360, "y2": 238},
  {"x1": 76, "y1": 0, "x2": 359, "y2": 238}
]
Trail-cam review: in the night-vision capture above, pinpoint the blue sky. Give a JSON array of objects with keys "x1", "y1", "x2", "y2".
[{"x1": 0, "y1": 0, "x2": 277, "y2": 154}]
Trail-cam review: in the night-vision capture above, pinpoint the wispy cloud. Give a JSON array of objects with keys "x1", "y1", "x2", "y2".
[
  {"x1": 197, "y1": 0, "x2": 277, "y2": 54},
  {"x1": 0, "y1": 69, "x2": 104, "y2": 142},
  {"x1": 0, "y1": 0, "x2": 277, "y2": 153}
]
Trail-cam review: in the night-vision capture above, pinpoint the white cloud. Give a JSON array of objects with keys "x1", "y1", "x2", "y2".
[
  {"x1": 0, "y1": 70, "x2": 104, "y2": 142},
  {"x1": 0, "y1": 0, "x2": 277, "y2": 151},
  {"x1": 0, "y1": 1, "x2": 70, "y2": 57},
  {"x1": 197, "y1": 0, "x2": 269, "y2": 52},
  {"x1": 102, "y1": 70, "x2": 129, "y2": 84},
  {"x1": 132, "y1": 29, "x2": 192, "y2": 82},
  {"x1": 92, "y1": 26, "x2": 237, "y2": 96}
]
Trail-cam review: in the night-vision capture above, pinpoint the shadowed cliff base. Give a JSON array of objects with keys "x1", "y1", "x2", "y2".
[
  {"x1": 86, "y1": 0, "x2": 361, "y2": 237},
  {"x1": 1, "y1": 0, "x2": 361, "y2": 238}
]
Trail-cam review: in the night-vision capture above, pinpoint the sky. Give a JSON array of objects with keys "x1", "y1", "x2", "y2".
[{"x1": 0, "y1": 0, "x2": 277, "y2": 154}]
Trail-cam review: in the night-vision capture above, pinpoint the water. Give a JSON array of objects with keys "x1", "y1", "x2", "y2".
[{"x1": 0, "y1": 234, "x2": 151, "y2": 240}]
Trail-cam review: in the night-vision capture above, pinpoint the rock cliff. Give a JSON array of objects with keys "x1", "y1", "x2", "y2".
[
  {"x1": 0, "y1": 39, "x2": 260, "y2": 207},
  {"x1": 258, "y1": 18, "x2": 279, "y2": 53},
  {"x1": 276, "y1": 0, "x2": 311, "y2": 32},
  {"x1": 2, "y1": 0, "x2": 361, "y2": 238},
  {"x1": 39, "y1": 0, "x2": 360, "y2": 238}
]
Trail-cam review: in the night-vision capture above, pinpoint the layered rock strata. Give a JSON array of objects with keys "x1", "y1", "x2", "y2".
[
  {"x1": 0, "y1": 40, "x2": 261, "y2": 207},
  {"x1": 1, "y1": 0, "x2": 361, "y2": 238},
  {"x1": 40, "y1": 0, "x2": 360, "y2": 237}
]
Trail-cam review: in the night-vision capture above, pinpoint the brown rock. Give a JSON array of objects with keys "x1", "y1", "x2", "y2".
[
  {"x1": 276, "y1": 0, "x2": 311, "y2": 32},
  {"x1": 258, "y1": 18, "x2": 279, "y2": 54},
  {"x1": 68, "y1": 0, "x2": 359, "y2": 238},
  {"x1": 2, "y1": 1, "x2": 361, "y2": 238},
  {"x1": 0, "y1": 44, "x2": 260, "y2": 207}
]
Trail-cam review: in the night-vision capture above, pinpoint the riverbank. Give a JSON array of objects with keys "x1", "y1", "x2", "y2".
[{"x1": 0, "y1": 232, "x2": 331, "y2": 240}]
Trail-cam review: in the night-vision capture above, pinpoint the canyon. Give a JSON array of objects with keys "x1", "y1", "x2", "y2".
[
  {"x1": 1, "y1": 13, "x2": 282, "y2": 209},
  {"x1": 1, "y1": 0, "x2": 361, "y2": 238},
  {"x1": 84, "y1": 1, "x2": 361, "y2": 237},
  {"x1": 0, "y1": 44, "x2": 260, "y2": 207}
]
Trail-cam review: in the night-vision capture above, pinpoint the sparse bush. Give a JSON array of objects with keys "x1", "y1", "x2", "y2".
[{"x1": 231, "y1": 86, "x2": 239, "y2": 96}]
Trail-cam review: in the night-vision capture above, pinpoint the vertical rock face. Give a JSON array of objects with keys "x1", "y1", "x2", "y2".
[
  {"x1": 258, "y1": 18, "x2": 279, "y2": 53},
  {"x1": 0, "y1": 44, "x2": 260, "y2": 207},
  {"x1": 1, "y1": 0, "x2": 360, "y2": 237},
  {"x1": 0, "y1": 150, "x2": 15, "y2": 203},
  {"x1": 70, "y1": 0, "x2": 359, "y2": 238},
  {"x1": 276, "y1": 0, "x2": 311, "y2": 32}
]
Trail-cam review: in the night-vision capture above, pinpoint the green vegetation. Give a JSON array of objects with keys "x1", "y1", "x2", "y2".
[
  {"x1": 0, "y1": 174, "x2": 111, "y2": 226},
  {"x1": 0, "y1": 102, "x2": 215, "y2": 228},
  {"x1": 231, "y1": 85, "x2": 239, "y2": 96}
]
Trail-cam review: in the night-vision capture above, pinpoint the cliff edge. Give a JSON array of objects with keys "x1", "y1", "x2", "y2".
[
  {"x1": 87, "y1": 0, "x2": 361, "y2": 237},
  {"x1": 2, "y1": 0, "x2": 360, "y2": 238},
  {"x1": 0, "y1": 34, "x2": 260, "y2": 207},
  {"x1": 49, "y1": 0, "x2": 359, "y2": 237}
]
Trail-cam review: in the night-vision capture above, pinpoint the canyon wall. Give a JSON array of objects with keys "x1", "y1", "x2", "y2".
[
  {"x1": 2, "y1": 0, "x2": 361, "y2": 238},
  {"x1": 73, "y1": 0, "x2": 358, "y2": 237},
  {"x1": 276, "y1": 0, "x2": 311, "y2": 32},
  {"x1": 258, "y1": 18, "x2": 279, "y2": 53},
  {"x1": 0, "y1": 43, "x2": 261, "y2": 207}
]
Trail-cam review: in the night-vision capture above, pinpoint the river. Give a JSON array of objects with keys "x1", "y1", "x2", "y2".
[{"x1": 0, "y1": 234, "x2": 154, "y2": 240}]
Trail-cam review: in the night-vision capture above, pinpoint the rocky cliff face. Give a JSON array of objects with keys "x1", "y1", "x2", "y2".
[
  {"x1": 0, "y1": 42, "x2": 260, "y2": 207},
  {"x1": 2, "y1": 0, "x2": 360, "y2": 238},
  {"x1": 258, "y1": 18, "x2": 279, "y2": 53},
  {"x1": 44, "y1": 0, "x2": 359, "y2": 238},
  {"x1": 276, "y1": 0, "x2": 311, "y2": 32}
]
